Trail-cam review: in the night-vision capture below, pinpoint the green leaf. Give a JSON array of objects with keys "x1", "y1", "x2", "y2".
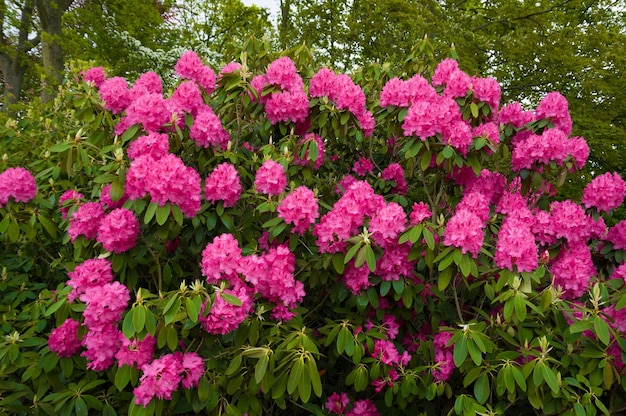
[
  {"x1": 221, "y1": 292, "x2": 243, "y2": 307},
  {"x1": 474, "y1": 373, "x2": 489, "y2": 404},
  {"x1": 470, "y1": 102, "x2": 479, "y2": 118},
  {"x1": 8, "y1": 218, "x2": 20, "y2": 242},
  {"x1": 133, "y1": 306, "x2": 146, "y2": 333},
  {"x1": 541, "y1": 364, "x2": 560, "y2": 394},
  {"x1": 110, "y1": 179, "x2": 125, "y2": 202},
  {"x1": 307, "y1": 357, "x2": 323, "y2": 397},
  {"x1": 438, "y1": 267, "x2": 453, "y2": 291},
  {"x1": 144, "y1": 202, "x2": 158, "y2": 224},
  {"x1": 423, "y1": 228, "x2": 435, "y2": 250},
  {"x1": 332, "y1": 253, "x2": 345, "y2": 274},
  {"x1": 453, "y1": 333, "x2": 468, "y2": 367},
  {"x1": 122, "y1": 311, "x2": 135, "y2": 339},
  {"x1": 594, "y1": 316, "x2": 611, "y2": 346},
  {"x1": 308, "y1": 139, "x2": 319, "y2": 163},
  {"x1": 122, "y1": 124, "x2": 140, "y2": 142},
  {"x1": 344, "y1": 241, "x2": 362, "y2": 264},
  {"x1": 255, "y1": 354, "x2": 269, "y2": 384},
  {"x1": 38, "y1": 214, "x2": 57, "y2": 239},
  {"x1": 569, "y1": 320, "x2": 593, "y2": 335},
  {"x1": 287, "y1": 359, "x2": 303, "y2": 394},
  {"x1": 511, "y1": 365, "x2": 527, "y2": 391},
  {"x1": 186, "y1": 297, "x2": 201, "y2": 322},
  {"x1": 115, "y1": 365, "x2": 132, "y2": 391},
  {"x1": 365, "y1": 244, "x2": 376, "y2": 273},
  {"x1": 442, "y1": 146, "x2": 454, "y2": 159},
  {"x1": 515, "y1": 294, "x2": 527, "y2": 322},
  {"x1": 156, "y1": 204, "x2": 170, "y2": 226},
  {"x1": 49, "y1": 142, "x2": 72, "y2": 152}
]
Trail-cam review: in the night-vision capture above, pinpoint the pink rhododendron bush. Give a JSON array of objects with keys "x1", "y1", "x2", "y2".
[{"x1": 4, "y1": 40, "x2": 626, "y2": 416}]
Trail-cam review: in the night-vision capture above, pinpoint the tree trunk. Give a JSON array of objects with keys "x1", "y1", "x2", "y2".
[
  {"x1": 0, "y1": 56, "x2": 27, "y2": 106},
  {"x1": 35, "y1": 0, "x2": 74, "y2": 101},
  {"x1": 279, "y1": 0, "x2": 292, "y2": 49}
]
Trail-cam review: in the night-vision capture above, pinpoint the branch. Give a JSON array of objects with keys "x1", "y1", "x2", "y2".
[{"x1": 471, "y1": 0, "x2": 576, "y2": 32}]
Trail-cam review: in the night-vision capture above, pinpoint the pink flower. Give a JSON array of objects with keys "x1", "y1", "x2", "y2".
[
  {"x1": 473, "y1": 122, "x2": 500, "y2": 147},
  {"x1": 59, "y1": 189, "x2": 83, "y2": 219},
  {"x1": 352, "y1": 158, "x2": 374, "y2": 176},
  {"x1": 582, "y1": 172, "x2": 626, "y2": 213},
  {"x1": 410, "y1": 202, "x2": 431, "y2": 225},
  {"x1": 129, "y1": 72, "x2": 162, "y2": 100},
  {"x1": 432, "y1": 331, "x2": 454, "y2": 382},
  {"x1": 511, "y1": 128, "x2": 570, "y2": 171},
  {"x1": 472, "y1": 76, "x2": 501, "y2": 112},
  {"x1": 277, "y1": 186, "x2": 319, "y2": 234},
  {"x1": 255, "y1": 160, "x2": 287, "y2": 196},
  {"x1": 381, "y1": 163, "x2": 407, "y2": 195},
  {"x1": 49, "y1": 318, "x2": 82, "y2": 357},
  {"x1": 569, "y1": 136, "x2": 589, "y2": 169},
  {"x1": 83, "y1": 67, "x2": 106, "y2": 87},
  {"x1": 432, "y1": 58, "x2": 460, "y2": 87},
  {"x1": 127, "y1": 131, "x2": 170, "y2": 160},
  {"x1": 125, "y1": 154, "x2": 202, "y2": 217},
  {"x1": 200, "y1": 233, "x2": 244, "y2": 284},
  {"x1": 189, "y1": 106, "x2": 231, "y2": 149},
  {"x1": 372, "y1": 339, "x2": 410, "y2": 366},
  {"x1": 82, "y1": 324, "x2": 122, "y2": 371},
  {"x1": 369, "y1": 202, "x2": 406, "y2": 245},
  {"x1": 68, "y1": 202, "x2": 105, "y2": 242},
  {"x1": 205, "y1": 163, "x2": 241, "y2": 208},
  {"x1": 175, "y1": 51, "x2": 216, "y2": 94},
  {"x1": 219, "y1": 62, "x2": 242, "y2": 77},
  {"x1": 325, "y1": 392, "x2": 350, "y2": 414},
  {"x1": 199, "y1": 284, "x2": 253, "y2": 335},
  {"x1": 98, "y1": 76, "x2": 130, "y2": 114},
  {"x1": 170, "y1": 80, "x2": 205, "y2": 117},
  {"x1": 495, "y1": 217, "x2": 538, "y2": 272},
  {"x1": 443, "y1": 209, "x2": 484, "y2": 257},
  {"x1": 536, "y1": 91, "x2": 572, "y2": 135},
  {"x1": 549, "y1": 200, "x2": 591, "y2": 243},
  {"x1": 343, "y1": 262, "x2": 371, "y2": 294},
  {"x1": 116, "y1": 334, "x2": 156, "y2": 369},
  {"x1": 180, "y1": 352, "x2": 205, "y2": 389},
  {"x1": 264, "y1": 90, "x2": 309, "y2": 124},
  {"x1": 122, "y1": 92, "x2": 170, "y2": 133},
  {"x1": 550, "y1": 242, "x2": 596, "y2": 299},
  {"x1": 498, "y1": 102, "x2": 533, "y2": 128},
  {"x1": 614, "y1": 264, "x2": 626, "y2": 281},
  {"x1": 293, "y1": 133, "x2": 325, "y2": 169},
  {"x1": 97, "y1": 208, "x2": 140, "y2": 253},
  {"x1": 134, "y1": 353, "x2": 184, "y2": 406},
  {"x1": 66, "y1": 258, "x2": 115, "y2": 303},
  {"x1": 0, "y1": 167, "x2": 37, "y2": 207},
  {"x1": 607, "y1": 220, "x2": 626, "y2": 250},
  {"x1": 346, "y1": 399, "x2": 380, "y2": 416},
  {"x1": 81, "y1": 281, "x2": 130, "y2": 329},
  {"x1": 100, "y1": 184, "x2": 127, "y2": 210},
  {"x1": 376, "y1": 241, "x2": 415, "y2": 281},
  {"x1": 266, "y1": 56, "x2": 304, "y2": 91}
]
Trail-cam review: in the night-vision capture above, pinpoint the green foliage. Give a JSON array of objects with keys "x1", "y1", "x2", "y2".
[{"x1": 3, "y1": 38, "x2": 626, "y2": 416}]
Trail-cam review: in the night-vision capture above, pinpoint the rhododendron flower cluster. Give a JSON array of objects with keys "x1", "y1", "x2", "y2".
[
  {"x1": 48, "y1": 318, "x2": 82, "y2": 357},
  {"x1": 126, "y1": 131, "x2": 170, "y2": 160},
  {"x1": 189, "y1": 106, "x2": 231, "y2": 149},
  {"x1": 252, "y1": 56, "x2": 309, "y2": 124},
  {"x1": 294, "y1": 133, "x2": 325, "y2": 169},
  {"x1": 66, "y1": 258, "x2": 115, "y2": 303},
  {"x1": 309, "y1": 67, "x2": 375, "y2": 137},
  {"x1": 432, "y1": 330, "x2": 454, "y2": 382},
  {"x1": 174, "y1": 51, "x2": 216, "y2": 94},
  {"x1": 199, "y1": 283, "x2": 254, "y2": 334},
  {"x1": 607, "y1": 220, "x2": 626, "y2": 250},
  {"x1": 254, "y1": 159, "x2": 287, "y2": 196},
  {"x1": 352, "y1": 157, "x2": 374, "y2": 176},
  {"x1": 116, "y1": 334, "x2": 156, "y2": 369},
  {"x1": 100, "y1": 183, "x2": 127, "y2": 210},
  {"x1": 125, "y1": 153, "x2": 202, "y2": 217},
  {"x1": 0, "y1": 167, "x2": 37, "y2": 207},
  {"x1": 204, "y1": 162, "x2": 242, "y2": 208},
  {"x1": 67, "y1": 202, "x2": 105, "y2": 242},
  {"x1": 59, "y1": 189, "x2": 83, "y2": 219},
  {"x1": 381, "y1": 163, "x2": 407, "y2": 195},
  {"x1": 277, "y1": 186, "x2": 319, "y2": 234},
  {"x1": 550, "y1": 242, "x2": 596, "y2": 299},
  {"x1": 96, "y1": 208, "x2": 140, "y2": 253},
  {"x1": 200, "y1": 233, "x2": 305, "y2": 324},
  {"x1": 581, "y1": 172, "x2": 626, "y2": 213},
  {"x1": 134, "y1": 351, "x2": 204, "y2": 406},
  {"x1": 409, "y1": 201, "x2": 431, "y2": 224}
]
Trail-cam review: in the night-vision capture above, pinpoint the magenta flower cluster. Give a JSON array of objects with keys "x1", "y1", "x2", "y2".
[{"x1": 0, "y1": 167, "x2": 37, "y2": 207}]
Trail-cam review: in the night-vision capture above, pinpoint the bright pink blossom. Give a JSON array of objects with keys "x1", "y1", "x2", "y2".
[
  {"x1": 49, "y1": 318, "x2": 82, "y2": 358},
  {"x1": 122, "y1": 92, "x2": 170, "y2": 133},
  {"x1": 175, "y1": 51, "x2": 216, "y2": 94},
  {"x1": 125, "y1": 154, "x2": 202, "y2": 217},
  {"x1": 134, "y1": 353, "x2": 183, "y2": 406},
  {"x1": 443, "y1": 209, "x2": 484, "y2": 257},
  {"x1": 607, "y1": 220, "x2": 626, "y2": 250},
  {"x1": 495, "y1": 217, "x2": 538, "y2": 272},
  {"x1": 98, "y1": 76, "x2": 130, "y2": 113},
  {"x1": 325, "y1": 392, "x2": 350, "y2": 415},
  {"x1": 170, "y1": 80, "x2": 205, "y2": 117},
  {"x1": 381, "y1": 163, "x2": 407, "y2": 195},
  {"x1": 343, "y1": 262, "x2": 371, "y2": 294},
  {"x1": 346, "y1": 400, "x2": 380, "y2": 416},
  {"x1": 116, "y1": 334, "x2": 156, "y2": 369},
  {"x1": 59, "y1": 189, "x2": 83, "y2": 219},
  {"x1": 535, "y1": 91, "x2": 572, "y2": 135},
  {"x1": 127, "y1": 132, "x2": 170, "y2": 160},
  {"x1": 352, "y1": 158, "x2": 374, "y2": 176},
  {"x1": 83, "y1": 67, "x2": 106, "y2": 87},
  {"x1": 68, "y1": 202, "x2": 105, "y2": 242},
  {"x1": 472, "y1": 76, "x2": 501, "y2": 112},
  {"x1": 66, "y1": 258, "x2": 115, "y2": 303},
  {"x1": 200, "y1": 233, "x2": 244, "y2": 284},
  {"x1": 255, "y1": 160, "x2": 287, "y2": 196},
  {"x1": 277, "y1": 186, "x2": 319, "y2": 234},
  {"x1": 0, "y1": 167, "x2": 37, "y2": 207},
  {"x1": 293, "y1": 133, "x2": 325, "y2": 169},
  {"x1": 550, "y1": 242, "x2": 596, "y2": 299},
  {"x1": 264, "y1": 89, "x2": 309, "y2": 124},
  {"x1": 205, "y1": 163, "x2": 241, "y2": 207},
  {"x1": 81, "y1": 281, "x2": 130, "y2": 329},
  {"x1": 100, "y1": 184, "x2": 127, "y2": 210},
  {"x1": 219, "y1": 62, "x2": 242, "y2": 77},
  {"x1": 189, "y1": 106, "x2": 230, "y2": 149},
  {"x1": 410, "y1": 201, "x2": 432, "y2": 224},
  {"x1": 498, "y1": 102, "x2": 533, "y2": 128},
  {"x1": 369, "y1": 202, "x2": 406, "y2": 244},
  {"x1": 582, "y1": 172, "x2": 626, "y2": 213},
  {"x1": 376, "y1": 241, "x2": 415, "y2": 281},
  {"x1": 82, "y1": 324, "x2": 122, "y2": 371},
  {"x1": 97, "y1": 208, "x2": 140, "y2": 253},
  {"x1": 199, "y1": 284, "x2": 253, "y2": 335}
]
